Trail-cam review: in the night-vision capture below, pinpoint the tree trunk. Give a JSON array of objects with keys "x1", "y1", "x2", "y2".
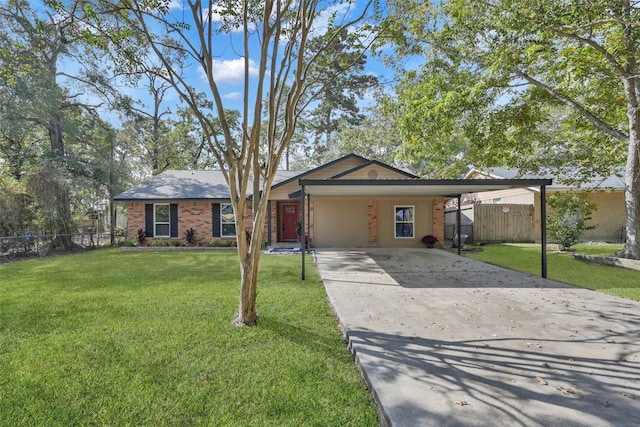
[
  {"x1": 48, "y1": 118, "x2": 74, "y2": 250},
  {"x1": 233, "y1": 182, "x2": 275, "y2": 326},
  {"x1": 235, "y1": 252, "x2": 260, "y2": 326},
  {"x1": 621, "y1": 78, "x2": 640, "y2": 259},
  {"x1": 234, "y1": 198, "x2": 266, "y2": 326}
]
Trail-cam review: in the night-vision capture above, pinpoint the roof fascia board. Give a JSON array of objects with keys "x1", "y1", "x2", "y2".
[
  {"x1": 113, "y1": 197, "x2": 236, "y2": 202},
  {"x1": 299, "y1": 178, "x2": 553, "y2": 187}
]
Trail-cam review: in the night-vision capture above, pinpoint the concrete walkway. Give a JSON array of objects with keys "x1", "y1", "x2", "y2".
[{"x1": 315, "y1": 248, "x2": 640, "y2": 427}]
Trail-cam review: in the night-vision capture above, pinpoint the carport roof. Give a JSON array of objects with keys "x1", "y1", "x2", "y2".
[{"x1": 298, "y1": 178, "x2": 553, "y2": 197}]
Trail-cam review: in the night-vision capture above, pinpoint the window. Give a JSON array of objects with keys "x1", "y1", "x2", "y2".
[
  {"x1": 395, "y1": 206, "x2": 414, "y2": 238},
  {"x1": 221, "y1": 203, "x2": 236, "y2": 237},
  {"x1": 154, "y1": 204, "x2": 170, "y2": 237}
]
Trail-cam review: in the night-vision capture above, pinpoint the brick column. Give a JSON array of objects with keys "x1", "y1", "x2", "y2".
[
  {"x1": 126, "y1": 202, "x2": 145, "y2": 239},
  {"x1": 432, "y1": 198, "x2": 445, "y2": 243},
  {"x1": 368, "y1": 199, "x2": 378, "y2": 247}
]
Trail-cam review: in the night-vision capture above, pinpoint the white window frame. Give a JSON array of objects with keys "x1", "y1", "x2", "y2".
[
  {"x1": 394, "y1": 205, "x2": 414, "y2": 239},
  {"x1": 154, "y1": 203, "x2": 170, "y2": 237},
  {"x1": 220, "y1": 203, "x2": 236, "y2": 238}
]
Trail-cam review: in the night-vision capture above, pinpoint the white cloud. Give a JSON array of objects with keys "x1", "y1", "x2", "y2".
[
  {"x1": 199, "y1": 57, "x2": 260, "y2": 84},
  {"x1": 310, "y1": 3, "x2": 352, "y2": 37},
  {"x1": 223, "y1": 91, "x2": 243, "y2": 100}
]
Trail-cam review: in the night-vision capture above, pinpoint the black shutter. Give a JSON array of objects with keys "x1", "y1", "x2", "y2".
[
  {"x1": 170, "y1": 204, "x2": 179, "y2": 237},
  {"x1": 212, "y1": 203, "x2": 221, "y2": 237},
  {"x1": 145, "y1": 204, "x2": 154, "y2": 237}
]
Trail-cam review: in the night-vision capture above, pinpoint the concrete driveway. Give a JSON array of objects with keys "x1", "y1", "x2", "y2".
[{"x1": 315, "y1": 248, "x2": 640, "y2": 427}]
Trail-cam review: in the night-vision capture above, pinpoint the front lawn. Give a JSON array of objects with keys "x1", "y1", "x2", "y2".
[
  {"x1": 465, "y1": 243, "x2": 640, "y2": 301},
  {"x1": 0, "y1": 249, "x2": 377, "y2": 426}
]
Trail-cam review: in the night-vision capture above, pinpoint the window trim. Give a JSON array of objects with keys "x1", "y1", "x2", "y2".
[
  {"x1": 394, "y1": 205, "x2": 415, "y2": 239},
  {"x1": 154, "y1": 203, "x2": 171, "y2": 237},
  {"x1": 220, "y1": 203, "x2": 236, "y2": 238}
]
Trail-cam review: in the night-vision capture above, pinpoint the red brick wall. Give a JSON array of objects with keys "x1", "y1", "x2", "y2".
[
  {"x1": 126, "y1": 202, "x2": 145, "y2": 241},
  {"x1": 179, "y1": 201, "x2": 214, "y2": 244},
  {"x1": 127, "y1": 200, "x2": 315, "y2": 245},
  {"x1": 432, "y1": 198, "x2": 446, "y2": 243},
  {"x1": 124, "y1": 201, "x2": 237, "y2": 246},
  {"x1": 368, "y1": 199, "x2": 378, "y2": 246}
]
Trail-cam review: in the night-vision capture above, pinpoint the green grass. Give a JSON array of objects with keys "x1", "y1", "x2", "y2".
[
  {"x1": 465, "y1": 243, "x2": 640, "y2": 301},
  {"x1": 0, "y1": 249, "x2": 377, "y2": 426}
]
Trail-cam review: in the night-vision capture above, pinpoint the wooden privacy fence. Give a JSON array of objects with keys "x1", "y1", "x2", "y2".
[{"x1": 474, "y1": 204, "x2": 535, "y2": 243}]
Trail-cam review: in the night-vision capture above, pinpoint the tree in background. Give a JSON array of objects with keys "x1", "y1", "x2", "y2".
[
  {"x1": 386, "y1": 0, "x2": 640, "y2": 259},
  {"x1": 67, "y1": 0, "x2": 381, "y2": 325},
  {"x1": 297, "y1": 29, "x2": 379, "y2": 164},
  {"x1": 0, "y1": 0, "x2": 132, "y2": 248}
]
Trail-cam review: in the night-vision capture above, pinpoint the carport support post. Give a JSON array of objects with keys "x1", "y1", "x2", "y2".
[
  {"x1": 541, "y1": 185, "x2": 548, "y2": 278},
  {"x1": 301, "y1": 184, "x2": 305, "y2": 280},
  {"x1": 457, "y1": 195, "x2": 462, "y2": 256}
]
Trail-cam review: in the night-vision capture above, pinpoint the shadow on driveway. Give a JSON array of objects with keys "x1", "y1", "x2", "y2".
[{"x1": 316, "y1": 248, "x2": 640, "y2": 427}]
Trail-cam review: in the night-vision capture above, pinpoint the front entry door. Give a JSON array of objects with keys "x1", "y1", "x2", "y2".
[{"x1": 281, "y1": 203, "x2": 299, "y2": 241}]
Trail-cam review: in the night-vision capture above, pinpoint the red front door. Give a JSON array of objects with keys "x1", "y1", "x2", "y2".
[{"x1": 281, "y1": 203, "x2": 299, "y2": 241}]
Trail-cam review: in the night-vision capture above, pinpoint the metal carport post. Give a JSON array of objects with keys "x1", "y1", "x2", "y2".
[{"x1": 541, "y1": 185, "x2": 547, "y2": 278}]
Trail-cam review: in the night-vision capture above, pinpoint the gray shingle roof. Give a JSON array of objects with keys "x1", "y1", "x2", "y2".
[
  {"x1": 484, "y1": 167, "x2": 626, "y2": 190},
  {"x1": 114, "y1": 169, "x2": 305, "y2": 201}
]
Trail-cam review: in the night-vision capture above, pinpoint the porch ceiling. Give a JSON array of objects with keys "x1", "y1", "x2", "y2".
[{"x1": 298, "y1": 178, "x2": 553, "y2": 197}]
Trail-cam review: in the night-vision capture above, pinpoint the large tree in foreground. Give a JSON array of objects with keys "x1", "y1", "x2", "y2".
[
  {"x1": 387, "y1": 0, "x2": 640, "y2": 259},
  {"x1": 61, "y1": 0, "x2": 378, "y2": 325}
]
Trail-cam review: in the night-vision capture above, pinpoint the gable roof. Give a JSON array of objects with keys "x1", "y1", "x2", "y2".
[
  {"x1": 270, "y1": 153, "x2": 369, "y2": 190},
  {"x1": 330, "y1": 160, "x2": 418, "y2": 179},
  {"x1": 466, "y1": 167, "x2": 626, "y2": 190}
]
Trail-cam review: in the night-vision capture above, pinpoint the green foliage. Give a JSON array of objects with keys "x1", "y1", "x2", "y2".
[
  {"x1": 170, "y1": 239, "x2": 181, "y2": 247},
  {"x1": 0, "y1": 1, "x2": 138, "y2": 245},
  {"x1": 122, "y1": 240, "x2": 135, "y2": 247},
  {"x1": 385, "y1": 0, "x2": 632, "y2": 178},
  {"x1": 184, "y1": 227, "x2": 197, "y2": 245},
  {"x1": 547, "y1": 192, "x2": 597, "y2": 251},
  {"x1": 207, "y1": 239, "x2": 218, "y2": 247},
  {"x1": 136, "y1": 228, "x2": 146, "y2": 244},
  {"x1": 0, "y1": 249, "x2": 377, "y2": 425},
  {"x1": 301, "y1": 30, "x2": 379, "y2": 153}
]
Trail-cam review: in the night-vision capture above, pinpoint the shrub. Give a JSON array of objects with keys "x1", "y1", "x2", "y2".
[
  {"x1": 185, "y1": 228, "x2": 197, "y2": 245},
  {"x1": 136, "y1": 228, "x2": 146, "y2": 245},
  {"x1": 113, "y1": 226, "x2": 127, "y2": 237},
  {"x1": 171, "y1": 240, "x2": 182, "y2": 247},
  {"x1": 208, "y1": 239, "x2": 218, "y2": 247},
  {"x1": 547, "y1": 192, "x2": 597, "y2": 251},
  {"x1": 152, "y1": 239, "x2": 168, "y2": 246},
  {"x1": 123, "y1": 241, "x2": 136, "y2": 247}
]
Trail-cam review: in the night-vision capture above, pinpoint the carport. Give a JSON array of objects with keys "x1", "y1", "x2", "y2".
[{"x1": 298, "y1": 178, "x2": 552, "y2": 279}]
